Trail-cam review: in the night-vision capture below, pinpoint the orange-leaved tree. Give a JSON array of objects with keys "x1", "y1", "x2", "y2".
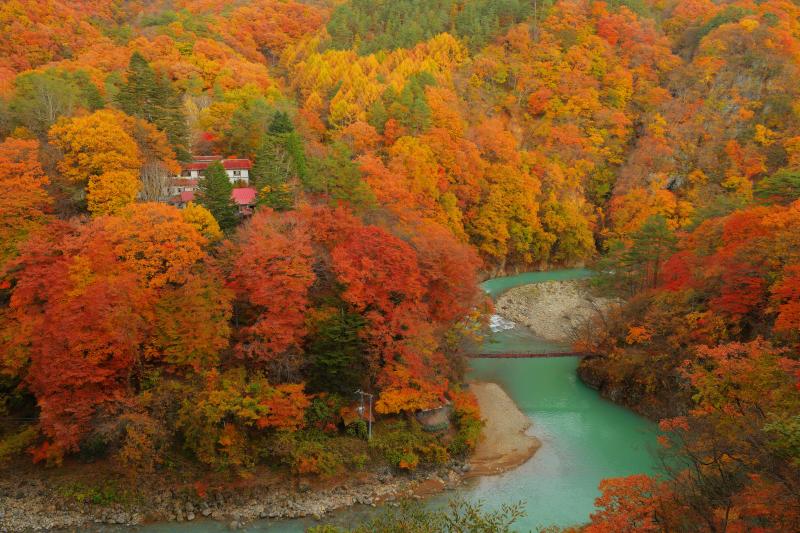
[{"x1": 228, "y1": 208, "x2": 315, "y2": 379}]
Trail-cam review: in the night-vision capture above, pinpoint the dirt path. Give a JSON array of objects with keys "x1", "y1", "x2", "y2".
[{"x1": 467, "y1": 382, "x2": 541, "y2": 477}]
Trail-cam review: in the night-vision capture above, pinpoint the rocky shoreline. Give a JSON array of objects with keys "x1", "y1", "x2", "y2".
[
  {"x1": 0, "y1": 463, "x2": 472, "y2": 532},
  {"x1": 1, "y1": 370, "x2": 550, "y2": 533},
  {"x1": 1, "y1": 373, "x2": 544, "y2": 532},
  {"x1": 0, "y1": 277, "x2": 602, "y2": 533},
  {"x1": 495, "y1": 280, "x2": 614, "y2": 343}
]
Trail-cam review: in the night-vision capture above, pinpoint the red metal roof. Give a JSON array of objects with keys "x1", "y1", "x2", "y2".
[
  {"x1": 169, "y1": 188, "x2": 256, "y2": 206},
  {"x1": 183, "y1": 158, "x2": 252, "y2": 172},
  {"x1": 231, "y1": 187, "x2": 257, "y2": 205},
  {"x1": 222, "y1": 159, "x2": 252, "y2": 170},
  {"x1": 168, "y1": 191, "x2": 196, "y2": 204}
]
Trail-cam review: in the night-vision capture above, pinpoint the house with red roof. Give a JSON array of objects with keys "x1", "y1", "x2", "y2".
[
  {"x1": 181, "y1": 155, "x2": 251, "y2": 185},
  {"x1": 231, "y1": 187, "x2": 257, "y2": 216},
  {"x1": 165, "y1": 177, "x2": 199, "y2": 198},
  {"x1": 166, "y1": 155, "x2": 251, "y2": 196},
  {"x1": 165, "y1": 155, "x2": 257, "y2": 216},
  {"x1": 167, "y1": 187, "x2": 257, "y2": 216}
]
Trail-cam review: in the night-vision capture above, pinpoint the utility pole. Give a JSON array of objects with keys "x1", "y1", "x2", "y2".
[{"x1": 355, "y1": 389, "x2": 373, "y2": 441}]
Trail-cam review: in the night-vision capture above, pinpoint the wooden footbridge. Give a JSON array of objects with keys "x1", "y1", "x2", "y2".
[{"x1": 471, "y1": 351, "x2": 589, "y2": 359}]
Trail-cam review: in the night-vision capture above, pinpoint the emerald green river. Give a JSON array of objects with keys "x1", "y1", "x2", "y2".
[{"x1": 138, "y1": 269, "x2": 659, "y2": 532}]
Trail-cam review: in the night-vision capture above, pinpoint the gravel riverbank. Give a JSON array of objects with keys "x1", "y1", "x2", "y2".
[
  {"x1": 467, "y1": 382, "x2": 540, "y2": 476},
  {"x1": 495, "y1": 280, "x2": 614, "y2": 343},
  {"x1": 0, "y1": 377, "x2": 543, "y2": 532},
  {"x1": 0, "y1": 465, "x2": 471, "y2": 531}
]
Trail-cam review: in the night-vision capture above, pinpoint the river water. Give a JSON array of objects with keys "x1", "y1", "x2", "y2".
[{"x1": 137, "y1": 269, "x2": 659, "y2": 532}]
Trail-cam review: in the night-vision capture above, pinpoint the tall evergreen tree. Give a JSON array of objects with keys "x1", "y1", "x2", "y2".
[
  {"x1": 116, "y1": 52, "x2": 190, "y2": 161},
  {"x1": 367, "y1": 98, "x2": 388, "y2": 133},
  {"x1": 252, "y1": 132, "x2": 307, "y2": 211},
  {"x1": 268, "y1": 111, "x2": 294, "y2": 134},
  {"x1": 305, "y1": 143, "x2": 375, "y2": 209},
  {"x1": 197, "y1": 161, "x2": 238, "y2": 232},
  {"x1": 306, "y1": 308, "x2": 367, "y2": 394},
  {"x1": 621, "y1": 215, "x2": 678, "y2": 292},
  {"x1": 115, "y1": 53, "x2": 158, "y2": 119},
  {"x1": 387, "y1": 72, "x2": 435, "y2": 133}
]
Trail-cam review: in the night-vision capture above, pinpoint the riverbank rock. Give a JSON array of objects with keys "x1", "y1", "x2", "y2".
[
  {"x1": 0, "y1": 463, "x2": 470, "y2": 532},
  {"x1": 496, "y1": 280, "x2": 615, "y2": 342},
  {"x1": 577, "y1": 354, "x2": 690, "y2": 421}
]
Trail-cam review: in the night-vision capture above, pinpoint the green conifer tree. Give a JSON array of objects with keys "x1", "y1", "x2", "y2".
[
  {"x1": 367, "y1": 99, "x2": 389, "y2": 133},
  {"x1": 116, "y1": 52, "x2": 190, "y2": 161},
  {"x1": 252, "y1": 134, "x2": 298, "y2": 211},
  {"x1": 268, "y1": 111, "x2": 294, "y2": 134},
  {"x1": 197, "y1": 161, "x2": 239, "y2": 232},
  {"x1": 307, "y1": 308, "x2": 366, "y2": 394},
  {"x1": 621, "y1": 215, "x2": 678, "y2": 291}
]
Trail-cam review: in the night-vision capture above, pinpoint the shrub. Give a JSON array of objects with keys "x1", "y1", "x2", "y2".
[
  {"x1": 57, "y1": 482, "x2": 125, "y2": 506},
  {"x1": 272, "y1": 430, "x2": 345, "y2": 476},
  {"x1": 0, "y1": 425, "x2": 37, "y2": 464},
  {"x1": 292, "y1": 438, "x2": 342, "y2": 476},
  {"x1": 176, "y1": 368, "x2": 310, "y2": 470},
  {"x1": 449, "y1": 389, "x2": 483, "y2": 456},
  {"x1": 370, "y1": 419, "x2": 447, "y2": 470},
  {"x1": 305, "y1": 394, "x2": 346, "y2": 434}
]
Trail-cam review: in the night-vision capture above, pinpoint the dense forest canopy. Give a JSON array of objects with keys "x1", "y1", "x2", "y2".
[{"x1": 1, "y1": 0, "x2": 799, "y2": 531}]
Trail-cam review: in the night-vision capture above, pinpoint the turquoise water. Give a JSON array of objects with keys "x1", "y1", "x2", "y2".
[
  {"x1": 448, "y1": 357, "x2": 658, "y2": 529},
  {"x1": 135, "y1": 269, "x2": 658, "y2": 532},
  {"x1": 480, "y1": 269, "x2": 594, "y2": 299}
]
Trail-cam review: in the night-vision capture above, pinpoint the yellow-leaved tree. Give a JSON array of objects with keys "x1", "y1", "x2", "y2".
[
  {"x1": 181, "y1": 202, "x2": 223, "y2": 243},
  {"x1": 49, "y1": 109, "x2": 141, "y2": 215},
  {"x1": 49, "y1": 109, "x2": 179, "y2": 216}
]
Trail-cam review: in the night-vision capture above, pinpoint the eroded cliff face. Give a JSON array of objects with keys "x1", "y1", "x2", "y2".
[{"x1": 577, "y1": 355, "x2": 690, "y2": 421}]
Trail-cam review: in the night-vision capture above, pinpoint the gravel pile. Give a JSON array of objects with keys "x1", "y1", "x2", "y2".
[{"x1": 496, "y1": 280, "x2": 615, "y2": 342}]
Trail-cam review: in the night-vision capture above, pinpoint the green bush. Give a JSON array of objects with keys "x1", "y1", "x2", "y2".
[
  {"x1": 269, "y1": 430, "x2": 345, "y2": 477},
  {"x1": 350, "y1": 452, "x2": 369, "y2": 471},
  {"x1": 57, "y1": 482, "x2": 125, "y2": 506},
  {"x1": 449, "y1": 416, "x2": 483, "y2": 457},
  {"x1": 346, "y1": 419, "x2": 368, "y2": 439},
  {"x1": 0, "y1": 425, "x2": 37, "y2": 464},
  {"x1": 370, "y1": 419, "x2": 448, "y2": 470},
  {"x1": 76, "y1": 432, "x2": 111, "y2": 463}
]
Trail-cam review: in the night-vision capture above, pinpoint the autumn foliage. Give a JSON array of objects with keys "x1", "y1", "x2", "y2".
[{"x1": 1, "y1": 1, "x2": 800, "y2": 528}]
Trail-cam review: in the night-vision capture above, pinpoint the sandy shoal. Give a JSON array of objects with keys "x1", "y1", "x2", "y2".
[{"x1": 466, "y1": 382, "x2": 541, "y2": 477}]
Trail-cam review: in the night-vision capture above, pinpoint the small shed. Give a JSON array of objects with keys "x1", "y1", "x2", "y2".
[{"x1": 416, "y1": 403, "x2": 452, "y2": 432}]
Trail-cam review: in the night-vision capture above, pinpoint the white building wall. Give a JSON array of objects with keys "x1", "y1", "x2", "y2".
[{"x1": 226, "y1": 169, "x2": 249, "y2": 184}]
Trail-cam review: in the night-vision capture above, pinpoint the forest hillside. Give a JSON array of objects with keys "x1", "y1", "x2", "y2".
[{"x1": 1, "y1": 1, "x2": 799, "y2": 531}]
